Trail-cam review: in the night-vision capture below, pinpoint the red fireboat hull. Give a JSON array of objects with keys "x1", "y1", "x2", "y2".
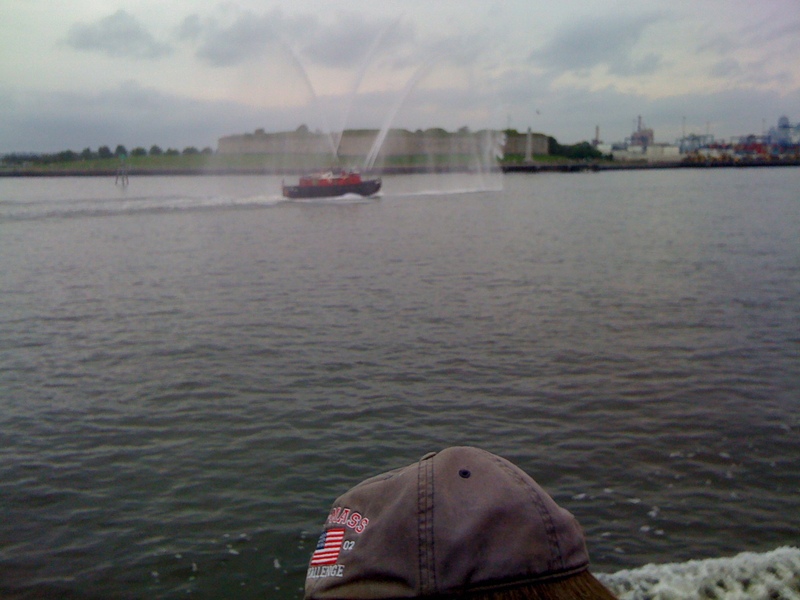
[{"x1": 282, "y1": 178, "x2": 381, "y2": 199}]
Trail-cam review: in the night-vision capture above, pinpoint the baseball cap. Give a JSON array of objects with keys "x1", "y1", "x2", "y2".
[{"x1": 304, "y1": 446, "x2": 594, "y2": 599}]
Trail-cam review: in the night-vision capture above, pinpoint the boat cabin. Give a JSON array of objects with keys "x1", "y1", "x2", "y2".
[{"x1": 299, "y1": 170, "x2": 363, "y2": 187}]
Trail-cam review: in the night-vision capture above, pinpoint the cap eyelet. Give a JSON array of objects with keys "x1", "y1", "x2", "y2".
[{"x1": 458, "y1": 469, "x2": 471, "y2": 479}]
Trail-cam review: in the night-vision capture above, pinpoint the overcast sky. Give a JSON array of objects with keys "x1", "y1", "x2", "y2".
[{"x1": 2, "y1": 0, "x2": 799, "y2": 153}]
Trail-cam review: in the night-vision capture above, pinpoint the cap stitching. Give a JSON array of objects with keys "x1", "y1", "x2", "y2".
[
  {"x1": 453, "y1": 563, "x2": 590, "y2": 595},
  {"x1": 492, "y1": 456, "x2": 565, "y2": 572},
  {"x1": 429, "y1": 458, "x2": 436, "y2": 593},
  {"x1": 417, "y1": 461, "x2": 424, "y2": 593},
  {"x1": 417, "y1": 456, "x2": 436, "y2": 595}
]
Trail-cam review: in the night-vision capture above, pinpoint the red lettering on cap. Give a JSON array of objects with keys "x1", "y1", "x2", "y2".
[
  {"x1": 324, "y1": 507, "x2": 370, "y2": 533},
  {"x1": 328, "y1": 507, "x2": 342, "y2": 524},
  {"x1": 354, "y1": 517, "x2": 369, "y2": 533},
  {"x1": 336, "y1": 508, "x2": 350, "y2": 524}
]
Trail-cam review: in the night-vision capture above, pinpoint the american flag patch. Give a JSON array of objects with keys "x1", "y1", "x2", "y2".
[{"x1": 310, "y1": 528, "x2": 345, "y2": 566}]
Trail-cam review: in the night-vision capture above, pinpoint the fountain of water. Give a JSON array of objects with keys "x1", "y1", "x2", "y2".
[
  {"x1": 358, "y1": 55, "x2": 505, "y2": 194},
  {"x1": 363, "y1": 56, "x2": 441, "y2": 171},
  {"x1": 269, "y1": 18, "x2": 503, "y2": 192},
  {"x1": 332, "y1": 16, "x2": 404, "y2": 159},
  {"x1": 276, "y1": 35, "x2": 339, "y2": 161}
]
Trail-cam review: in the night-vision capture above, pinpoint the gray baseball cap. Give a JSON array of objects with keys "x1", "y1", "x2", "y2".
[{"x1": 304, "y1": 446, "x2": 591, "y2": 599}]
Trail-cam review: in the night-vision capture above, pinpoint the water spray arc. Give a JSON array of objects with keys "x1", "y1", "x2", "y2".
[
  {"x1": 333, "y1": 16, "x2": 404, "y2": 159},
  {"x1": 275, "y1": 34, "x2": 339, "y2": 161},
  {"x1": 363, "y1": 56, "x2": 442, "y2": 171},
  {"x1": 263, "y1": 20, "x2": 504, "y2": 193}
]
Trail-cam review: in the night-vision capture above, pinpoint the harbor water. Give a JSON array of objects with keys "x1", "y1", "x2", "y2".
[{"x1": 0, "y1": 169, "x2": 798, "y2": 599}]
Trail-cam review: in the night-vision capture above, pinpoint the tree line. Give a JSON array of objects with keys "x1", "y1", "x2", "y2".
[
  {"x1": 501, "y1": 129, "x2": 605, "y2": 161},
  {"x1": 546, "y1": 137, "x2": 604, "y2": 160},
  {"x1": 4, "y1": 134, "x2": 606, "y2": 167},
  {"x1": 2, "y1": 145, "x2": 214, "y2": 166}
]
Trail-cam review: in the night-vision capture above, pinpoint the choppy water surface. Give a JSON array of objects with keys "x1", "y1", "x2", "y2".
[{"x1": 1, "y1": 170, "x2": 798, "y2": 599}]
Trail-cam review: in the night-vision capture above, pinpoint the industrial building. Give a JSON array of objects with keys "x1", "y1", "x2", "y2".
[{"x1": 598, "y1": 116, "x2": 681, "y2": 162}]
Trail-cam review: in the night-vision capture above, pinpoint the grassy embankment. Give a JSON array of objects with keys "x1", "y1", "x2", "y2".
[
  {"x1": 500, "y1": 153, "x2": 602, "y2": 164},
  {"x1": 2, "y1": 154, "x2": 270, "y2": 174},
  {"x1": 1, "y1": 153, "x2": 576, "y2": 175}
]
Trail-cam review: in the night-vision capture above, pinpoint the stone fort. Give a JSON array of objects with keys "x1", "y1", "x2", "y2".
[{"x1": 217, "y1": 127, "x2": 548, "y2": 161}]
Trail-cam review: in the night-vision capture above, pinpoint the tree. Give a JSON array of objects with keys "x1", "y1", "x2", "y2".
[
  {"x1": 98, "y1": 146, "x2": 113, "y2": 159},
  {"x1": 182, "y1": 146, "x2": 199, "y2": 155},
  {"x1": 2, "y1": 153, "x2": 40, "y2": 165},
  {"x1": 201, "y1": 147, "x2": 213, "y2": 155},
  {"x1": 114, "y1": 145, "x2": 128, "y2": 157},
  {"x1": 56, "y1": 150, "x2": 78, "y2": 162},
  {"x1": 131, "y1": 147, "x2": 147, "y2": 157},
  {"x1": 80, "y1": 147, "x2": 93, "y2": 160},
  {"x1": 164, "y1": 148, "x2": 179, "y2": 156},
  {"x1": 547, "y1": 136, "x2": 602, "y2": 160},
  {"x1": 425, "y1": 127, "x2": 449, "y2": 136},
  {"x1": 149, "y1": 145, "x2": 163, "y2": 156}
]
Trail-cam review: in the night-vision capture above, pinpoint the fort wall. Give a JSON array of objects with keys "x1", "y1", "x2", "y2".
[
  {"x1": 503, "y1": 131, "x2": 549, "y2": 157},
  {"x1": 217, "y1": 128, "x2": 548, "y2": 159}
]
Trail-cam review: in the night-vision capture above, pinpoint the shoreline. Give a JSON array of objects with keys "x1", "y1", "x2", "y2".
[
  {"x1": 1, "y1": 159, "x2": 798, "y2": 177},
  {"x1": 506, "y1": 159, "x2": 800, "y2": 172}
]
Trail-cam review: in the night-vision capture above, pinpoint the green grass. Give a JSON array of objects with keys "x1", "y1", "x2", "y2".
[
  {"x1": 2, "y1": 154, "x2": 280, "y2": 172},
  {"x1": 501, "y1": 153, "x2": 608, "y2": 164},
  {"x1": 3, "y1": 152, "x2": 582, "y2": 174}
]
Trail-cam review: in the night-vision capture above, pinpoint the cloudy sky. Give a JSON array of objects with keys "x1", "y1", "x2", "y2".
[{"x1": 2, "y1": 0, "x2": 799, "y2": 153}]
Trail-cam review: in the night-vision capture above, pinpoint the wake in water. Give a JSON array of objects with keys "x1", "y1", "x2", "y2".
[
  {"x1": 390, "y1": 187, "x2": 500, "y2": 198},
  {"x1": 289, "y1": 192, "x2": 379, "y2": 205},
  {"x1": 0, "y1": 190, "x2": 289, "y2": 222},
  {"x1": 1, "y1": 175, "x2": 506, "y2": 222},
  {"x1": 598, "y1": 547, "x2": 800, "y2": 600}
]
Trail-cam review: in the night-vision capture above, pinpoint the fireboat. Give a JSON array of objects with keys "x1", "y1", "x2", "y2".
[{"x1": 281, "y1": 169, "x2": 382, "y2": 199}]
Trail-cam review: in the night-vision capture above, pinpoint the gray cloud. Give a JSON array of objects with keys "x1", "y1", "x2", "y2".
[
  {"x1": 179, "y1": 10, "x2": 279, "y2": 67},
  {"x1": 529, "y1": 12, "x2": 666, "y2": 76},
  {"x1": 65, "y1": 10, "x2": 172, "y2": 59},
  {"x1": 708, "y1": 57, "x2": 793, "y2": 87},
  {"x1": 767, "y1": 18, "x2": 800, "y2": 50},
  {"x1": 3, "y1": 74, "x2": 799, "y2": 154},
  {"x1": 710, "y1": 58, "x2": 744, "y2": 79},
  {"x1": 696, "y1": 11, "x2": 800, "y2": 87},
  {"x1": 0, "y1": 70, "x2": 503, "y2": 153},
  {"x1": 176, "y1": 14, "x2": 203, "y2": 42},
  {"x1": 301, "y1": 13, "x2": 414, "y2": 69},
  {"x1": 0, "y1": 81, "x2": 295, "y2": 152},
  {"x1": 179, "y1": 8, "x2": 413, "y2": 70},
  {"x1": 509, "y1": 76, "x2": 800, "y2": 144},
  {"x1": 698, "y1": 12, "x2": 800, "y2": 57}
]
